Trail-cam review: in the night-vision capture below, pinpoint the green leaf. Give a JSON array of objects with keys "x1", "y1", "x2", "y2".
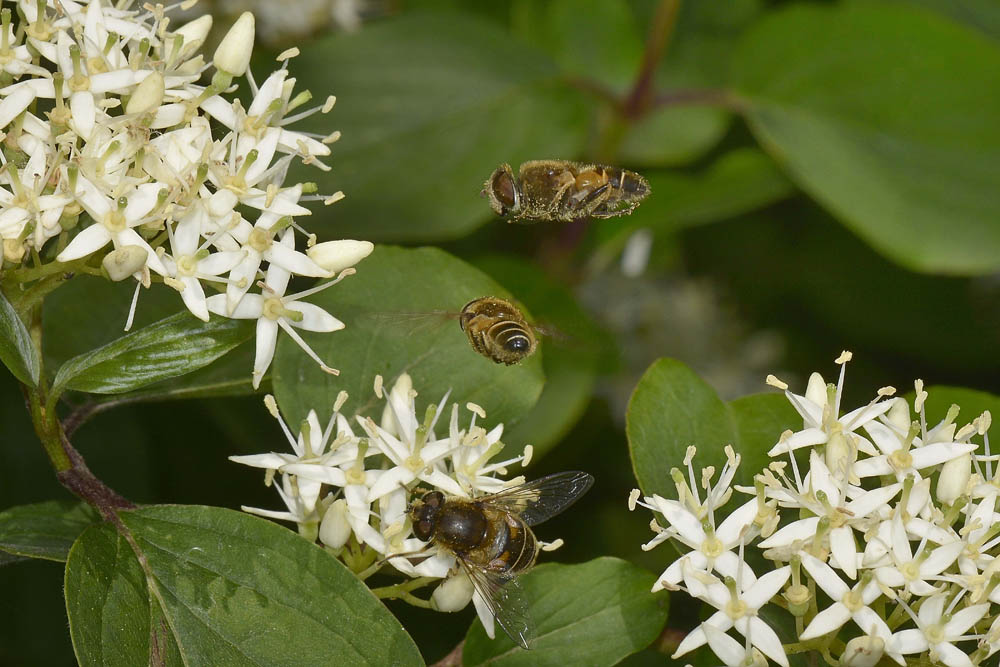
[
  {"x1": 475, "y1": 255, "x2": 615, "y2": 459},
  {"x1": 520, "y1": 0, "x2": 644, "y2": 93},
  {"x1": 42, "y1": 275, "x2": 188, "y2": 375},
  {"x1": 734, "y1": 3, "x2": 1000, "y2": 275},
  {"x1": 0, "y1": 501, "x2": 99, "y2": 562},
  {"x1": 51, "y1": 312, "x2": 254, "y2": 397},
  {"x1": 626, "y1": 358, "x2": 799, "y2": 495},
  {"x1": 462, "y1": 557, "x2": 667, "y2": 665},
  {"x1": 119, "y1": 505, "x2": 422, "y2": 666},
  {"x1": 0, "y1": 287, "x2": 40, "y2": 386},
  {"x1": 615, "y1": 0, "x2": 764, "y2": 167},
  {"x1": 289, "y1": 11, "x2": 589, "y2": 241},
  {"x1": 91, "y1": 339, "x2": 259, "y2": 407},
  {"x1": 65, "y1": 524, "x2": 155, "y2": 666},
  {"x1": 273, "y1": 245, "x2": 544, "y2": 430},
  {"x1": 871, "y1": 0, "x2": 1000, "y2": 40}
]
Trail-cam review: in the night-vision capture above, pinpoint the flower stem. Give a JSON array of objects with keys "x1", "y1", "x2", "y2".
[
  {"x1": 371, "y1": 576, "x2": 436, "y2": 600},
  {"x1": 623, "y1": 0, "x2": 681, "y2": 118}
]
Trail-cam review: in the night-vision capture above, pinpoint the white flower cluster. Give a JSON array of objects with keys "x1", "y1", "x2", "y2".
[
  {"x1": 0, "y1": 1, "x2": 373, "y2": 387},
  {"x1": 231, "y1": 373, "x2": 535, "y2": 632},
  {"x1": 630, "y1": 352, "x2": 999, "y2": 667}
]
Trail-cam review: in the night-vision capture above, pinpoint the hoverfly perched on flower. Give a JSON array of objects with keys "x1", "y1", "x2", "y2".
[
  {"x1": 483, "y1": 160, "x2": 650, "y2": 223},
  {"x1": 409, "y1": 471, "x2": 594, "y2": 648}
]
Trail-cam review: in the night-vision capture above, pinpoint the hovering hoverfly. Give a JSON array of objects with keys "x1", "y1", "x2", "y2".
[
  {"x1": 409, "y1": 471, "x2": 594, "y2": 648},
  {"x1": 367, "y1": 296, "x2": 552, "y2": 366},
  {"x1": 483, "y1": 160, "x2": 650, "y2": 223},
  {"x1": 459, "y1": 296, "x2": 538, "y2": 365}
]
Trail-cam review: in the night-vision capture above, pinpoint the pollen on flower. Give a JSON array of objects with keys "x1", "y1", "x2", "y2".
[{"x1": 766, "y1": 374, "x2": 788, "y2": 390}]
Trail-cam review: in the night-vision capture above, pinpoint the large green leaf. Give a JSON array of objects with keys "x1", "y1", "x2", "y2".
[
  {"x1": 626, "y1": 358, "x2": 799, "y2": 495},
  {"x1": 0, "y1": 501, "x2": 99, "y2": 562},
  {"x1": 475, "y1": 255, "x2": 615, "y2": 460},
  {"x1": 51, "y1": 312, "x2": 254, "y2": 398},
  {"x1": 735, "y1": 3, "x2": 1000, "y2": 275},
  {"x1": 289, "y1": 11, "x2": 589, "y2": 241},
  {"x1": 273, "y1": 245, "x2": 544, "y2": 429},
  {"x1": 67, "y1": 505, "x2": 424, "y2": 666},
  {"x1": 0, "y1": 287, "x2": 40, "y2": 386},
  {"x1": 462, "y1": 558, "x2": 667, "y2": 665},
  {"x1": 65, "y1": 524, "x2": 160, "y2": 666}
]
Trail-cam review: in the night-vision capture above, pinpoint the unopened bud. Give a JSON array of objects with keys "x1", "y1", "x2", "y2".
[
  {"x1": 319, "y1": 499, "x2": 351, "y2": 549},
  {"x1": 805, "y1": 372, "x2": 827, "y2": 406},
  {"x1": 2, "y1": 238, "x2": 25, "y2": 263},
  {"x1": 126, "y1": 72, "x2": 164, "y2": 115},
  {"x1": 887, "y1": 397, "x2": 910, "y2": 432},
  {"x1": 207, "y1": 189, "x2": 238, "y2": 217},
  {"x1": 936, "y1": 453, "x2": 971, "y2": 506},
  {"x1": 825, "y1": 431, "x2": 855, "y2": 478},
  {"x1": 431, "y1": 573, "x2": 474, "y2": 612},
  {"x1": 102, "y1": 246, "x2": 147, "y2": 281},
  {"x1": 213, "y1": 12, "x2": 255, "y2": 77},
  {"x1": 840, "y1": 634, "x2": 884, "y2": 667},
  {"x1": 174, "y1": 15, "x2": 213, "y2": 58},
  {"x1": 307, "y1": 240, "x2": 374, "y2": 273}
]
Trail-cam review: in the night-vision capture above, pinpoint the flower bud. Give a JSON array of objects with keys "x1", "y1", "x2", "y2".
[
  {"x1": 307, "y1": 240, "x2": 374, "y2": 273},
  {"x1": 174, "y1": 15, "x2": 213, "y2": 58},
  {"x1": 839, "y1": 634, "x2": 884, "y2": 667},
  {"x1": 936, "y1": 453, "x2": 971, "y2": 506},
  {"x1": 805, "y1": 372, "x2": 827, "y2": 406},
  {"x1": 213, "y1": 12, "x2": 255, "y2": 77},
  {"x1": 207, "y1": 189, "x2": 238, "y2": 218},
  {"x1": 380, "y1": 373, "x2": 413, "y2": 436},
  {"x1": 126, "y1": 72, "x2": 164, "y2": 115},
  {"x1": 431, "y1": 573, "x2": 474, "y2": 612},
  {"x1": 825, "y1": 431, "x2": 855, "y2": 478},
  {"x1": 887, "y1": 397, "x2": 910, "y2": 431},
  {"x1": 102, "y1": 246, "x2": 148, "y2": 281},
  {"x1": 319, "y1": 499, "x2": 351, "y2": 549},
  {"x1": 3, "y1": 238, "x2": 25, "y2": 263}
]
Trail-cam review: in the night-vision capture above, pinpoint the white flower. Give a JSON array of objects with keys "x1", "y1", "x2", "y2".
[
  {"x1": 360, "y1": 375, "x2": 463, "y2": 500},
  {"x1": 757, "y1": 451, "x2": 900, "y2": 579},
  {"x1": 56, "y1": 179, "x2": 167, "y2": 274},
  {"x1": 674, "y1": 564, "x2": 791, "y2": 667},
  {"x1": 798, "y1": 554, "x2": 900, "y2": 664},
  {"x1": 162, "y1": 208, "x2": 243, "y2": 321},
  {"x1": 767, "y1": 353, "x2": 892, "y2": 460},
  {"x1": 891, "y1": 593, "x2": 989, "y2": 667},
  {"x1": 207, "y1": 230, "x2": 347, "y2": 388}
]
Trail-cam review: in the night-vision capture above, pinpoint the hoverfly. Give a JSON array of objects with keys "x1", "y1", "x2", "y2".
[
  {"x1": 483, "y1": 160, "x2": 650, "y2": 223},
  {"x1": 367, "y1": 296, "x2": 555, "y2": 366},
  {"x1": 409, "y1": 471, "x2": 595, "y2": 648}
]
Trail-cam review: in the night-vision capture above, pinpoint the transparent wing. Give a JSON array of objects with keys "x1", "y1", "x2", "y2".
[
  {"x1": 358, "y1": 310, "x2": 460, "y2": 338},
  {"x1": 478, "y1": 471, "x2": 594, "y2": 527},
  {"x1": 459, "y1": 559, "x2": 533, "y2": 649}
]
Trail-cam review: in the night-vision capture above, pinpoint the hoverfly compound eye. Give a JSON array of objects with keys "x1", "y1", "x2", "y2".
[
  {"x1": 489, "y1": 167, "x2": 517, "y2": 215},
  {"x1": 417, "y1": 518, "x2": 434, "y2": 540}
]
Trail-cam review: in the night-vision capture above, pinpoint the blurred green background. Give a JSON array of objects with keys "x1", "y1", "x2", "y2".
[{"x1": 3, "y1": 0, "x2": 999, "y2": 664}]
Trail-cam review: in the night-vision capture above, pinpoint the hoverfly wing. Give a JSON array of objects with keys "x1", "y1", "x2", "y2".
[
  {"x1": 459, "y1": 559, "x2": 533, "y2": 649},
  {"x1": 360, "y1": 310, "x2": 459, "y2": 336},
  {"x1": 478, "y1": 471, "x2": 594, "y2": 527}
]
